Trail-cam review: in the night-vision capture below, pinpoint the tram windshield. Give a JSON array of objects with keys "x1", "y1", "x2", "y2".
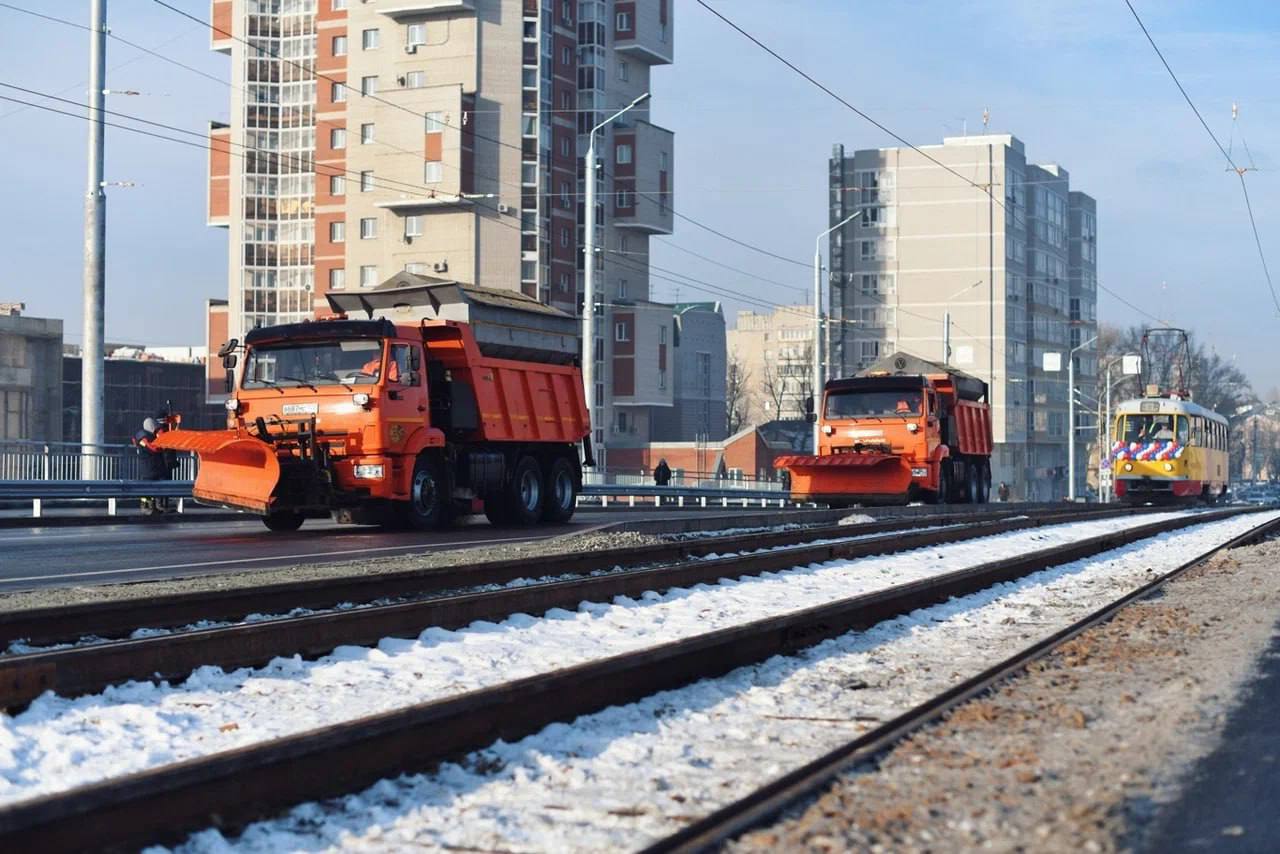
[{"x1": 1120, "y1": 414, "x2": 1189, "y2": 444}]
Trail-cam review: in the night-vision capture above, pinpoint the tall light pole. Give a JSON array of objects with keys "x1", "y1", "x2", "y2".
[
  {"x1": 82, "y1": 0, "x2": 108, "y2": 477},
  {"x1": 1101, "y1": 353, "x2": 1141, "y2": 502},
  {"x1": 583, "y1": 92, "x2": 649, "y2": 470},
  {"x1": 813, "y1": 209, "x2": 862, "y2": 451},
  {"x1": 1067, "y1": 333, "x2": 1098, "y2": 500}
]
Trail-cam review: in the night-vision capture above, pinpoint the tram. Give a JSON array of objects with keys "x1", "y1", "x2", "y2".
[{"x1": 1109, "y1": 395, "x2": 1229, "y2": 504}]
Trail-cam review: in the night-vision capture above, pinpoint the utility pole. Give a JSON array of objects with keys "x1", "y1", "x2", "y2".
[
  {"x1": 583, "y1": 92, "x2": 648, "y2": 473},
  {"x1": 813, "y1": 209, "x2": 862, "y2": 452},
  {"x1": 1067, "y1": 334, "x2": 1098, "y2": 501},
  {"x1": 81, "y1": 0, "x2": 108, "y2": 477}
]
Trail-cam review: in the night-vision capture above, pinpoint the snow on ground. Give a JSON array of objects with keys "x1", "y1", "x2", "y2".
[
  {"x1": 0, "y1": 511, "x2": 1198, "y2": 806},
  {"x1": 170, "y1": 511, "x2": 1278, "y2": 853}
]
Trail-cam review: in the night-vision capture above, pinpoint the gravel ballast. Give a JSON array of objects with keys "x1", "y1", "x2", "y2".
[{"x1": 737, "y1": 536, "x2": 1280, "y2": 853}]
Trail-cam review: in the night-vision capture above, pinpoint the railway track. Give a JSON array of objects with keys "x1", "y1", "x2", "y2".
[
  {"x1": 0, "y1": 505, "x2": 1149, "y2": 709},
  {"x1": 645, "y1": 508, "x2": 1280, "y2": 853},
  {"x1": 0, "y1": 503, "x2": 1134, "y2": 650},
  {"x1": 0, "y1": 506, "x2": 1255, "y2": 851}
]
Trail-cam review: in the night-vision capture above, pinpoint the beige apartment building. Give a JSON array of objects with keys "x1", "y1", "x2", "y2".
[
  {"x1": 204, "y1": 1, "x2": 677, "y2": 465},
  {"x1": 827, "y1": 135, "x2": 1098, "y2": 500},
  {"x1": 727, "y1": 304, "x2": 818, "y2": 425}
]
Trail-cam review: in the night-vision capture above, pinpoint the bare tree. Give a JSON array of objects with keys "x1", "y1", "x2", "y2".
[
  {"x1": 725, "y1": 351, "x2": 752, "y2": 435},
  {"x1": 759, "y1": 358, "x2": 787, "y2": 422}
]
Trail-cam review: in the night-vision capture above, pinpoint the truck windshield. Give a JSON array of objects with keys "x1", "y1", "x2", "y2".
[
  {"x1": 826, "y1": 389, "x2": 923, "y2": 418},
  {"x1": 242, "y1": 339, "x2": 383, "y2": 389}
]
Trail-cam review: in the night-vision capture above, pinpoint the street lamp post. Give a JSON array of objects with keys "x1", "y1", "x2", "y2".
[
  {"x1": 583, "y1": 92, "x2": 649, "y2": 469},
  {"x1": 1067, "y1": 334, "x2": 1098, "y2": 501},
  {"x1": 1100, "y1": 353, "x2": 1141, "y2": 502},
  {"x1": 813, "y1": 209, "x2": 862, "y2": 451}
]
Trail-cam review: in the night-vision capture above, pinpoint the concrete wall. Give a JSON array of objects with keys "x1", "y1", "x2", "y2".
[{"x1": 0, "y1": 314, "x2": 63, "y2": 442}]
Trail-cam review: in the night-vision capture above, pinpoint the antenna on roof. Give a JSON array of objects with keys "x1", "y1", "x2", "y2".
[{"x1": 982, "y1": 108, "x2": 990, "y2": 129}]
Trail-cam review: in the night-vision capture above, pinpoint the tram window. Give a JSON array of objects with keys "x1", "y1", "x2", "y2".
[
  {"x1": 1177, "y1": 417, "x2": 1191, "y2": 444},
  {"x1": 1123, "y1": 414, "x2": 1174, "y2": 443}
]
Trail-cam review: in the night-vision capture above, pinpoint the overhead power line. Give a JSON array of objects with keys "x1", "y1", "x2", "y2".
[{"x1": 1121, "y1": 0, "x2": 1279, "y2": 316}]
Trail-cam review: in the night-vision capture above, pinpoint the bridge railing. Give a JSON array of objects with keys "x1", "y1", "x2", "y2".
[
  {"x1": 0, "y1": 441, "x2": 199, "y2": 482},
  {"x1": 0, "y1": 478, "x2": 796, "y2": 518}
]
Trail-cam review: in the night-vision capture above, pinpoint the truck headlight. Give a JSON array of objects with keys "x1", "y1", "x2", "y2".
[
  {"x1": 224, "y1": 398, "x2": 240, "y2": 412},
  {"x1": 911, "y1": 467, "x2": 928, "y2": 478},
  {"x1": 354, "y1": 464, "x2": 385, "y2": 479},
  {"x1": 907, "y1": 423, "x2": 919, "y2": 433},
  {"x1": 352, "y1": 393, "x2": 371, "y2": 408}
]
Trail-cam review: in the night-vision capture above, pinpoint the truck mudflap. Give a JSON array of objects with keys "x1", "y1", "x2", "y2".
[
  {"x1": 152, "y1": 429, "x2": 281, "y2": 514},
  {"x1": 774, "y1": 452, "x2": 914, "y2": 506}
]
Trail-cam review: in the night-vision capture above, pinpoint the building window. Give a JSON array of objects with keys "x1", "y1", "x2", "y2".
[
  {"x1": 618, "y1": 279, "x2": 628, "y2": 298},
  {"x1": 360, "y1": 217, "x2": 377, "y2": 239},
  {"x1": 424, "y1": 161, "x2": 442, "y2": 183},
  {"x1": 616, "y1": 189, "x2": 634, "y2": 210},
  {"x1": 561, "y1": 45, "x2": 572, "y2": 65},
  {"x1": 559, "y1": 136, "x2": 571, "y2": 157},
  {"x1": 330, "y1": 128, "x2": 346, "y2": 149},
  {"x1": 859, "y1": 340, "x2": 880, "y2": 360},
  {"x1": 560, "y1": 182, "x2": 572, "y2": 209},
  {"x1": 330, "y1": 174, "x2": 345, "y2": 196},
  {"x1": 360, "y1": 170, "x2": 374, "y2": 192},
  {"x1": 425, "y1": 111, "x2": 445, "y2": 133},
  {"x1": 617, "y1": 59, "x2": 630, "y2": 82},
  {"x1": 560, "y1": 228, "x2": 571, "y2": 248},
  {"x1": 362, "y1": 28, "x2": 380, "y2": 50},
  {"x1": 329, "y1": 221, "x2": 345, "y2": 243},
  {"x1": 405, "y1": 70, "x2": 425, "y2": 88},
  {"x1": 331, "y1": 0, "x2": 346, "y2": 9},
  {"x1": 615, "y1": 143, "x2": 632, "y2": 164},
  {"x1": 616, "y1": 411, "x2": 629, "y2": 432},
  {"x1": 361, "y1": 76, "x2": 378, "y2": 96},
  {"x1": 332, "y1": 35, "x2": 347, "y2": 56},
  {"x1": 360, "y1": 123, "x2": 375, "y2": 144},
  {"x1": 616, "y1": 11, "x2": 632, "y2": 32},
  {"x1": 360, "y1": 265, "x2": 378, "y2": 288},
  {"x1": 405, "y1": 215, "x2": 422, "y2": 238},
  {"x1": 615, "y1": 321, "x2": 629, "y2": 341},
  {"x1": 331, "y1": 82, "x2": 346, "y2": 103},
  {"x1": 406, "y1": 22, "x2": 427, "y2": 46},
  {"x1": 329, "y1": 268, "x2": 345, "y2": 290}
]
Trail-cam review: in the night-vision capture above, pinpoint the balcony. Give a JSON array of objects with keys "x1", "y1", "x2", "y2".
[
  {"x1": 614, "y1": 3, "x2": 673, "y2": 65},
  {"x1": 611, "y1": 121, "x2": 673, "y2": 235},
  {"x1": 378, "y1": 0, "x2": 475, "y2": 19}
]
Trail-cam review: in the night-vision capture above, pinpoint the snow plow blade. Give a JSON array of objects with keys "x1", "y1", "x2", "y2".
[
  {"x1": 774, "y1": 452, "x2": 913, "y2": 506},
  {"x1": 152, "y1": 429, "x2": 280, "y2": 514}
]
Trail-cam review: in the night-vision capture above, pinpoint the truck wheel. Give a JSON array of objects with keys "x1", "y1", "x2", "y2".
[
  {"x1": 508, "y1": 455, "x2": 545, "y2": 525},
  {"x1": 541, "y1": 456, "x2": 577, "y2": 523},
  {"x1": 262, "y1": 510, "x2": 304, "y2": 532},
  {"x1": 978, "y1": 463, "x2": 992, "y2": 503},
  {"x1": 930, "y1": 465, "x2": 951, "y2": 505},
  {"x1": 965, "y1": 464, "x2": 981, "y2": 504},
  {"x1": 406, "y1": 454, "x2": 447, "y2": 530}
]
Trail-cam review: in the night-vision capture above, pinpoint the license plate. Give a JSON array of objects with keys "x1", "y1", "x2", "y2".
[{"x1": 282, "y1": 403, "x2": 319, "y2": 416}]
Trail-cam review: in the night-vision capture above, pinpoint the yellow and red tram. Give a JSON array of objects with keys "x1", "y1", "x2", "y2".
[{"x1": 1109, "y1": 396, "x2": 1229, "y2": 504}]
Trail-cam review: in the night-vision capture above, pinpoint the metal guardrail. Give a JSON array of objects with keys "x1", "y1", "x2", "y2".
[
  {"x1": 0, "y1": 441, "x2": 198, "y2": 482},
  {"x1": 0, "y1": 480, "x2": 796, "y2": 518}
]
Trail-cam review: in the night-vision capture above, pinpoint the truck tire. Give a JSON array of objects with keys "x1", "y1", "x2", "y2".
[
  {"x1": 541, "y1": 456, "x2": 577, "y2": 523},
  {"x1": 965, "y1": 464, "x2": 981, "y2": 504},
  {"x1": 979, "y1": 462, "x2": 992, "y2": 503},
  {"x1": 929, "y1": 465, "x2": 951, "y2": 505},
  {"x1": 262, "y1": 510, "x2": 304, "y2": 532},
  {"x1": 405, "y1": 454, "x2": 447, "y2": 530},
  {"x1": 508, "y1": 455, "x2": 545, "y2": 525}
]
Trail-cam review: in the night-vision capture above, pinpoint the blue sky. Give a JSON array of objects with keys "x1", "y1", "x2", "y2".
[{"x1": 1, "y1": 1, "x2": 1277, "y2": 390}]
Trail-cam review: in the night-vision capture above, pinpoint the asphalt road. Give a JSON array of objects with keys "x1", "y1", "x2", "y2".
[{"x1": 0, "y1": 515, "x2": 610, "y2": 592}]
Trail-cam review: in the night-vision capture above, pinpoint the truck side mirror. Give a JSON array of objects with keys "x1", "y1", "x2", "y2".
[
  {"x1": 805, "y1": 412, "x2": 817, "y2": 423},
  {"x1": 803, "y1": 395, "x2": 814, "y2": 415},
  {"x1": 222, "y1": 353, "x2": 238, "y2": 370},
  {"x1": 217, "y1": 338, "x2": 239, "y2": 358}
]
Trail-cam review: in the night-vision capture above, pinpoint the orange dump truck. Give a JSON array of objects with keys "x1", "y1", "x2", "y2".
[
  {"x1": 775, "y1": 352, "x2": 993, "y2": 506},
  {"x1": 155, "y1": 276, "x2": 591, "y2": 531}
]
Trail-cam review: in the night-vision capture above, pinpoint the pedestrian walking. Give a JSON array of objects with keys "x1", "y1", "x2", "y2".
[
  {"x1": 997, "y1": 481, "x2": 1011, "y2": 503},
  {"x1": 653, "y1": 458, "x2": 672, "y2": 487}
]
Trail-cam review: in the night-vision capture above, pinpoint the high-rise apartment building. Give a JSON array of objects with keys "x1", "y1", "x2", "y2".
[
  {"x1": 827, "y1": 135, "x2": 1098, "y2": 500},
  {"x1": 205, "y1": 1, "x2": 676, "y2": 464},
  {"x1": 727, "y1": 304, "x2": 818, "y2": 424}
]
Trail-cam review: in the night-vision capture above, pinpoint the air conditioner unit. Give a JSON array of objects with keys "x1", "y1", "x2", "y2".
[
  {"x1": 396, "y1": 75, "x2": 407, "y2": 86},
  {"x1": 404, "y1": 44, "x2": 418, "y2": 54},
  {"x1": 432, "y1": 260, "x2": 449, "y2": 273},
  {"x1": 404, "y1": 235, "x2": 414, "y2": 245},
  {"x1": 497, "y1": 203, "x2": 512, "y2": 215}
]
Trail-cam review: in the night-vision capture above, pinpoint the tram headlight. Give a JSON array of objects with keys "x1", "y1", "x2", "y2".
[
  {"x1": 1123, "y1": 463, "x2": 1133, "y2": 472},
  {"x1": 1164, "y1": 462, "x2": 1174, "y2": 472}
]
